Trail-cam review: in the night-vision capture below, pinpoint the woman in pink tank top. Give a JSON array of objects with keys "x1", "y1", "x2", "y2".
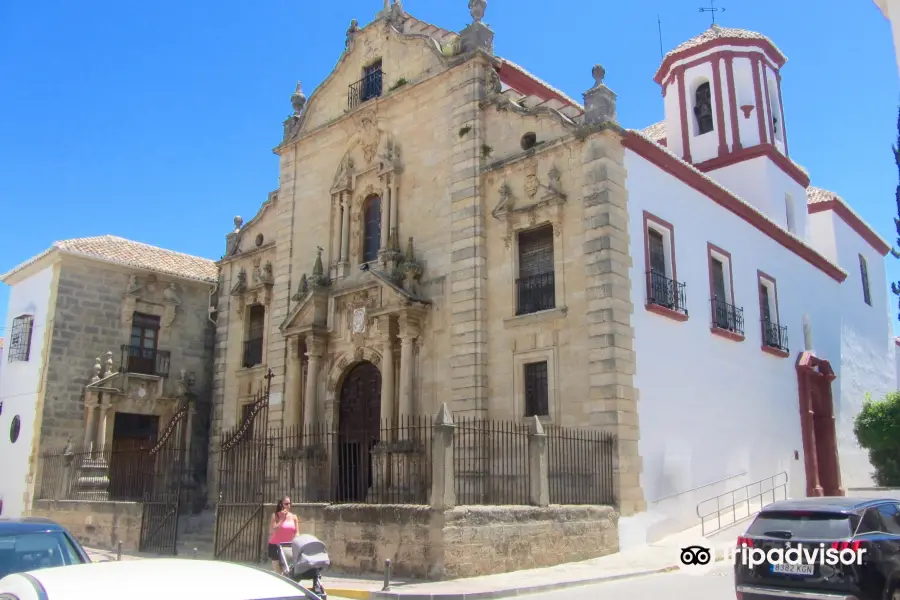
[{"x1": 268, "y1": 496, "x2": 299, "y2": 572}]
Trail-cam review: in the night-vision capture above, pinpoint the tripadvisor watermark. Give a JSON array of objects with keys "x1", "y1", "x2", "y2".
[{"x1": 679, "y1": 543, "x2": 866, "y2": 571}]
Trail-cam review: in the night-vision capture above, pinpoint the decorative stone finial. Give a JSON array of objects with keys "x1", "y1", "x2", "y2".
[
  {"x1": 583, "y1": 64, "x2": 617, "y2": 125},
  {"x1": 310, "y1": 246, "x2": 331, "y2": 288},
  {"x1": 92, "y1": 357, "x2": 102, "y2": 382},
  {"x1": 468, "y1": 0, "x2": 486, "y2": 22},
  {"x1": 402, "y1": 237, "x2": 423, "y2": 293},
  {"x1": 346, "y1": 19, "x2": 360, "y2": 48},
  {"x1": 104, "y1": 351, "x2": 115, "y2": 378},
  {"x1": 290, "y1": 82, "x2": 306, "y2": 115},
  {"x1": 592, "y1": 64, "x2": 605, "y2": 86},
  {"x1": 233, "y1": 216, "x2": 243, "y2": 231}
]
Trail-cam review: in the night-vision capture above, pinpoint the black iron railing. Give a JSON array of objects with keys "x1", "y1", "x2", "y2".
[
  {"x1": 711, "y1": 297, "x2": 744, "y2": 335},
  {"x1": 546, "y1": 426, "x2": 616, "y2": 505},
  {"x1": 516, "y1": 272, "x2": 555, "y2": 316},
  {"x1": 762, "y1": 320, "x2": 789, "y2": 353},
  {"x1": 647, "y1": 270, "x2": 688, "y2": 315},
  {"x1": 453, "y1": 417, "x2": 530, "y2": 505},
  {"x1": 120, "y1": 345, "x2": 170, "y2": 377},
  {"x1": 242, "y1": 338, "x2": 264, "y2": 368},
  {"x1": 348, "y1": 69, "x2": 384, "y2": 110}
]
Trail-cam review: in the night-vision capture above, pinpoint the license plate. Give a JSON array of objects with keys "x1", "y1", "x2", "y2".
[{"x1": 771, "y1": 563, "x2": 815, "y2": 576}]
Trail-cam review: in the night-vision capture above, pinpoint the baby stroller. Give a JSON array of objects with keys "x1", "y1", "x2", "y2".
[{"x1": 278, "y1": 534, "x2": 330, "y2": 600}]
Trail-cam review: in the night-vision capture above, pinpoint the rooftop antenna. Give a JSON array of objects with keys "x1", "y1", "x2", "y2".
[
  {"x1": 699, "y1": 0, "x2": 725, "y2": 26},
  {"x1": 657, "y1": 15, "x2": 664, "y2": 59}
]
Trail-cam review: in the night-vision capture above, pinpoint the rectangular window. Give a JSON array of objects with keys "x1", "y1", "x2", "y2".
[
  {"x1": 7, "y1": 314, "x2": 35, "y2": 362},
  {"x1": 643, "y1": 211, "x2": 687, "y2": 318},
  {"x1": 859, "y1": 254, "x2": 872, "y2": 306},
  {"x1": 515, "y1": 224, "x2": 555, "y2": 316},
  {"x1": 785, "y1": 194, "x2": 796, "y2": 234},
  {"x1": 524, "y1": 361, "x2": 549, "y2": 417},
  {"x1": 707, "y1": 244, "x2": 743, "y2": 337},
  {"x1": 243, "y1": 304, "x2": 266, "y2": 368},
  {"x1": 240, "y1": 403, "x2": 255, "y2": 440},
  {"x1": 125, "y1": 313, "x2": 161, "y2": 375},
  {"x1": 758, "y1": 271, "x2": 788, "y2": 355}
]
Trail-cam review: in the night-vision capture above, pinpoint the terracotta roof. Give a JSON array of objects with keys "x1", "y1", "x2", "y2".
[
  {"x1": 0, "y1": 235, "x2": 218, "y2": 284},
  {"x1": 806, "y1": 187, "x2": 891, "y2": 255},
  {"x1": 665, "y1": 25, "x2": 782, "y2": 60},
  {"x1": 641, "y1": 120, "x2": 667, "y2": 142}
]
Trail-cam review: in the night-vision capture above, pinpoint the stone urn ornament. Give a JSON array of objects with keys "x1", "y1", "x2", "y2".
[
  {"x1": 468, "y1": 0, "x2": 486, "y2": 22},
  {"x1": 291, "y1": 82, "x2": 306, "y2": 115}
]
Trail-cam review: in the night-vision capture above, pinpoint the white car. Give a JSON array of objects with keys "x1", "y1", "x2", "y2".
[{"x1": 0, "y1": 557, "x2": 323, "y2": 600}]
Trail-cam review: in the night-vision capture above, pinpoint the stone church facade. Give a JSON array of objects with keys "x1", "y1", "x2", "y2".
[{"x1": 210, "y1": 1, "x2": 644, "y2": 517}]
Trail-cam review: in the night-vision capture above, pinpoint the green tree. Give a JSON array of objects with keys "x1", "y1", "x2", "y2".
[{"x1": 854, "y1": 391, "x2": 900, "y2": 486}]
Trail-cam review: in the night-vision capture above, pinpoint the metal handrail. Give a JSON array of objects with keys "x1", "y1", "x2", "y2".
[
  {"x1": 696, "y1": 471, "x2": 788, "y2": 536},
  {"x1": 650, "y1": 470, "x2": 747, "y2": 504}
]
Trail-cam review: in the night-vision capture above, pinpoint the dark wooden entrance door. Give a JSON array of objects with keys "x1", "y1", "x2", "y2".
[
  {"x1": 336, "y1": 361, "x2": 382, "y2": 502},
  {"x1": 108, "y1": 413, "x2": 159, "y2": 500}
]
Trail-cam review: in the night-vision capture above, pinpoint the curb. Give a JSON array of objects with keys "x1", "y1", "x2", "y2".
[{"x1": 328, "y1": 566, "x2": 678, "y2": 600}]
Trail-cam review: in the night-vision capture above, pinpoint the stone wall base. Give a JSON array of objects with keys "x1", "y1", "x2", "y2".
[
  {"x1": 30, "y1": 499, "x2": 144, "y2": 552},
  {"x1": 227, "y1": 503, "x2": 619, "y2": 579}
]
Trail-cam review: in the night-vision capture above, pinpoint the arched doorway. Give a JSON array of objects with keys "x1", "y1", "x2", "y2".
[{"x1": 336, "y1": 361, "x2": 382, "y2": 502}]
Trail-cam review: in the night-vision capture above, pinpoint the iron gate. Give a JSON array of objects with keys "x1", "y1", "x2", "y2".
[
  {"x1": 138, "y1": 403, "x2": 189, "y2": 554},
  {"x1": 213, "y1": 371, "x2": 272, "y2": 562}
]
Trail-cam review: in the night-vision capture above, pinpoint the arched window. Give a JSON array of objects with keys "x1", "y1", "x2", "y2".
[
  {"x1": 363, "y1": 195, "x2": 382, "y2": 263},
  {"x1": 693, "y1": 81, "x2": 714, "y2": 135}
]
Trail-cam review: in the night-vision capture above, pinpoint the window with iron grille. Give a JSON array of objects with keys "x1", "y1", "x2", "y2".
[
  {"x1": 859, "y1": 254, "x2": 871, "y2": 306},
  {"x1": 516, "y1": 224, "x2": 555, "y2": 315},
  {"x1": 524, "y1": 361, "x2": 549, "y2": 417},
  {"x1": 7, "y1": 315, "x2": 34, "y2": 362},
  {"x1": 363, "y1": 195, "x2": 382, "y2": 263},
  {"x1": 243, "y1": 304, "x2": 266, "y2": 368}
]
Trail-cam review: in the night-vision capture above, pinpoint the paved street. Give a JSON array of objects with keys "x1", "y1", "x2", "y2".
[{"x1": 522, "y1": 562, "x2": 735, "y2": 600}]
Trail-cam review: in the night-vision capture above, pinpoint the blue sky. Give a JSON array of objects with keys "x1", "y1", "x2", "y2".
[{"x1": 1, "y1": 0, "x2": 898, "y2": 338}]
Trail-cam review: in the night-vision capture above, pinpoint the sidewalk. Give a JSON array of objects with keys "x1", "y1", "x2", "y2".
[{"x1": 84, "y1": 518, "x2": 750, "y2": 600}]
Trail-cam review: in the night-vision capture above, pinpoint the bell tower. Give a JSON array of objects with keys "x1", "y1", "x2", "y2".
[{"x1": 654, "y1": 25, "x2": 809, "y2": 232}]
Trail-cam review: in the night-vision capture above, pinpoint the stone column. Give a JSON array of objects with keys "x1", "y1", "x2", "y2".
[
  {"x1": 303, "y1": 334, "x2": 325, "y2": 428},
  {"x1": 527, "y1": 416, "x2": 549, "y2": 507},
  {"x1": 83, "y1": 395, "x2": 98, "y2": 451},
  {"x1": 379, "y1": 316, "x2": 395, "y2": 433},
  {"x1": 340, "y1": 192, "x2": 351, "y2": 264},
  {"x1": 96, "y1": 403, "x2": 113, "y2": 456},
  {"x1": 389, "y1": 177, "x2": 399, "y2": 240},
  {"x1": 380, "y1": 176, "x2": 391, "y2": 251},
  {"x1": 285, "y1": 338, "x2": 303, "y2": 429},
  {"x1": 331, "y1": 195, "x2": 342, "y2": 266},
  {"x1": 397, "y1": 312, "x2": 421, "y2": 437},
  {"x1": 430, "y1": 403, "x2": 456, "y2": 510}
]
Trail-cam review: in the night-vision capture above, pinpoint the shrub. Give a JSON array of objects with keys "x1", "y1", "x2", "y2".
[{"x1": 854, "y1": 391, "x2": 900, "y2": 486}]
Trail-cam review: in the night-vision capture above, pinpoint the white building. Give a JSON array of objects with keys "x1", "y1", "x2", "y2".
[
  {"x1": 619, "y1": 25, "x2": 897, "y2": 545},
  {"x1": 874, "y1": 0, "x2": 900, "y2": 74}
]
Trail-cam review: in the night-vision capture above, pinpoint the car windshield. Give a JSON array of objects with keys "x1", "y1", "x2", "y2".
[
  {"x1": 0, "y1": 532, "x2": 85, "y2": 579},
  {"x1": 746, "y1": 510, "x2": 858, "y2": 540}
]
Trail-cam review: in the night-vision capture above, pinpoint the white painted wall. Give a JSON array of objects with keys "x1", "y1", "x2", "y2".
[
  {"x1": 0, "y1": 266, "x2": 54, "y2": 518},
  {"x1": 703, "y1": 156, "x2": 808, "y2": 238},
  {"x1": 874, "y1": 0, "x2": 900, "y2": 77},
  {"x1": 620, "y1": 150, "x2": 843, "y2": 548},
  {"x1": 808, "y1": 209, "x2": 898, "y2": 488}
]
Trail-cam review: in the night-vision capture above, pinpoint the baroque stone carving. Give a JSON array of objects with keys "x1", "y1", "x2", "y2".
[
  {"x1": 358, "y1": 115, "x2": 380, "y2": 164},
  {"x1": 345, "y1": 19, "x2": 359, "y2": 48}
]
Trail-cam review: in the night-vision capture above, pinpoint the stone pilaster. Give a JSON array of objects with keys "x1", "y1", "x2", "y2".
[
  {"x1": 580, "y1": 129, "x2": 645, "y2": 516},
  {"x1": 448, "y1": 57, "x2": 489, "y2": 417},
  {"x1": 207, "y1": 265, "x2": 230, "y2": 504},
  {"x1": 303, "y1": 333, "x2": 326, "y2": 427},
  {"x1": 378, "y1": 315, "x2": 396, "y2": 431}
]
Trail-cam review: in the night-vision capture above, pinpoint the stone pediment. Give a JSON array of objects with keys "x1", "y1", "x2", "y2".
[{"x1": 281, "y1": 288, "x2": 330, "y2": 334}]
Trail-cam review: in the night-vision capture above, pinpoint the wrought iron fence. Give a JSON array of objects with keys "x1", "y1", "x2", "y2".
[
  {"x1": 453, "y1": 418, "x2": 530, "y2": 505},
  {"x1": 546, "y1": 426, "x2": 616, "y2": 505},
  {"x1": 711, "y1": 297, "x2": 744, "y2": 335},
  {"x1": 515, "y1": 272, "x2": 556, "y2": 316},
  {"x1": 347, "y1": 69, "x2": 384, "y2": 110},
  {"x1": 647, "y1": 270, "x2": 688, "y2": 315},
  {"x1": 762, "y1": 320, "x2": 789, "y2": 353}
]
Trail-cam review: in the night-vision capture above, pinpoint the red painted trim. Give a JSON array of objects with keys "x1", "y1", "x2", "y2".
[
  {"x1": 762, "y1": 345, "x2": 790, "y2": 358},
  {"x1": 659, "y1": 137, "x2": 668, "y2": 147},
  {"x1": 711, "y1": 55, "x2": 728, "y2": 157},
  {"x1": 724, "y1": 56, "x2": 742, "y2": 151},
  {"x1": 496, "y1": 63, "x2": 575, "y2": 108},
  {"x1": 796, "y1": 352, "x2": 844, "y2": 497},
  {"x1": 808, "y1": 200, "x2": 891, "y2": 256},
  {"x1": 776, "y1": 73, "x2": 789, "y2": 157},
  {"x1": 654, "y1": 36, "x2": 787, "y2": 85},
  {"x1": 707, "y1": 242, "x2": 736, "y2": 308},
  {"x1": 644, "y1": 210, "x2": 688, "y2": 323},
  {"x1": 676, "y1": 68, "x2": 692, "y2": 162},
  {"x1": 671, "y1": 49, "x2": 780, "y2": 83},
  {"x1": 711, "y1": 327, "x2": 745, "y2": 342},
  {"x1": 693, "y1": 144, "x2": 811, "y2": 188},
  {"x1": 762, "y1": 67, "x2": 776, "y2": 146},
  {"x1": 623, "y1": 131, "x2": 846, "y2": 282},
  {"x1": 757, "y1": 270, "x2": 786, "y2": 357},
  {"x1": 751, "y1": 56, "x2": 768, "y2": 145}
]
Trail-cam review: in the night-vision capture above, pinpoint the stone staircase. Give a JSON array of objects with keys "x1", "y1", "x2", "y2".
[{"x1": 175, "y1": 509, "x2": 216, "y2": 558}]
